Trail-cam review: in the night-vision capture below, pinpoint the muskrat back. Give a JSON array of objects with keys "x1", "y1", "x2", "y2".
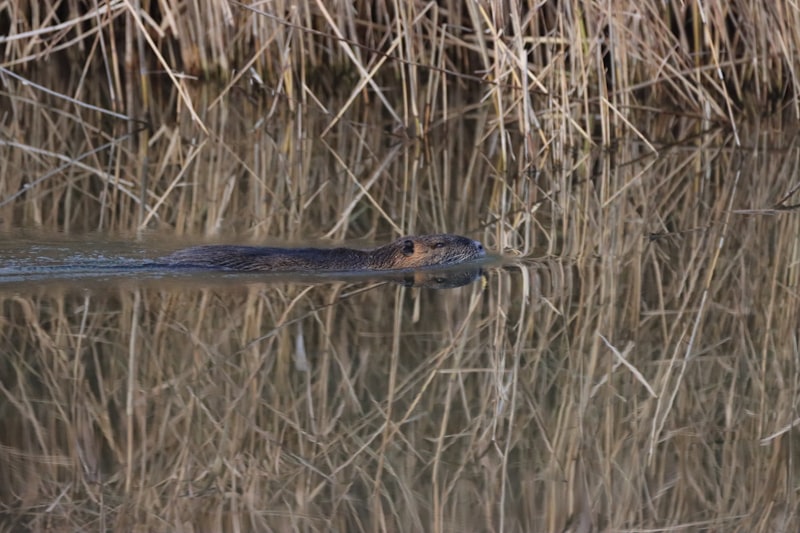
[{"x1": 160, "y1": 234, "x2": 486, "y2": 272}]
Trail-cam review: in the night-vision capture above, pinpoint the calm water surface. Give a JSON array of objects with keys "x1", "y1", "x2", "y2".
[{"x1": 2, "y1": 76, "x2": 799, "y2": 531}]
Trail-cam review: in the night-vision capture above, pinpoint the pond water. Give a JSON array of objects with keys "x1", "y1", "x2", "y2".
[{"x1": 2, "y1": 70, "x2": 800, "y2": 532}]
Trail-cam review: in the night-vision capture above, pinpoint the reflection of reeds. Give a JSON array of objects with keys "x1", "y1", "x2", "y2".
[
  {"x1": 2, "y1": 1, "x2": 800, "y2": 532},
  {"x1": 3, "y1": 125, "x2": 800, "y2": 530}
]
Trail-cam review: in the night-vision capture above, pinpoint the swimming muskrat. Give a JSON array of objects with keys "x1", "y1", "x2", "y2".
[{"x1": 159, "y1": 234, "x2": 486, "y2": 272}]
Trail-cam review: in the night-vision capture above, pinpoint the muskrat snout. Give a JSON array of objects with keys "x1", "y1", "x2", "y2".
[{"x1": 473, "y1": 240, "x2": 486, "y2": 256}]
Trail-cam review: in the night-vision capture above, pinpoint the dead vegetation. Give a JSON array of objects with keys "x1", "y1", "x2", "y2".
[{"x1": 1, "y1": 1, "x2": 800, "y2": 532}]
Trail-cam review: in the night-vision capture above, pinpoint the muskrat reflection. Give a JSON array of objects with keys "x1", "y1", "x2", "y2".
[{"x1": 392, "y1": 266, "x2": 484, "y2": 289}]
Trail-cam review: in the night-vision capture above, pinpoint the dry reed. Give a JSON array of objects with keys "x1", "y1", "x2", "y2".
[{"x1": 1, "y1": 1, "x2": 800, "y2": 532}]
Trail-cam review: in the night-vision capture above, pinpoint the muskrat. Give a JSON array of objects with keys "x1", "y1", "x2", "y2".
[{"x1": 159, "y1": 234, "x2": 486, "y2": 272}]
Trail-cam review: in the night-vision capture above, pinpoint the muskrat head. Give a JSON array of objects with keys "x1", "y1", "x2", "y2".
[{"x1": 389, "y1": 234, "x2": 486, "y2": 269}]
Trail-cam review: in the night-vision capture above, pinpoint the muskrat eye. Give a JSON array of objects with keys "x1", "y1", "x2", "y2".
[
  {"x1": 433, "y1": 242, "x2": 445, "y2": 248},
  {"x1": 402, "y1": 239, "x2": 415, "y2": 255}
]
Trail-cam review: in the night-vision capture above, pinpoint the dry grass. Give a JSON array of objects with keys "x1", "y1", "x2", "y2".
[{"x1": 2, "y1": 1, "x2": 800, "y2": 532}]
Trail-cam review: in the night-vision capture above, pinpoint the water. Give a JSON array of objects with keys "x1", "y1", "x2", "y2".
[{"x1": 2, "y1": 75, "x2": 799, "y2": 531}]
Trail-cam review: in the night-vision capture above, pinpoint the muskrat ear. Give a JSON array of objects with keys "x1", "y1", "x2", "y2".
[{"x1": 402, "y1": 239, "x2": 415, "y2": 255}]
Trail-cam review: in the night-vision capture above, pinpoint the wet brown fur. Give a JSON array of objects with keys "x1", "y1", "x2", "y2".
[{"x1": 160, "y1": 234, "x2": 486, "y2": 272}]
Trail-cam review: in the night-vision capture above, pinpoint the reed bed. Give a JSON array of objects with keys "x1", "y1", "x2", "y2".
[
  {"x1": 3, "y1": 1, "x2": 800, "y2": 165},
  {"x1": 2, "y1": 1, "x2": 800, "y2": 532}
]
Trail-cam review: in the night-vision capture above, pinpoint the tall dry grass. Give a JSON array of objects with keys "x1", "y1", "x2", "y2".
[
  {"x1": 2, "y1": 1, "x2": 800, "y2": 532},
  {"x1": 3, "y1": 1, "x2": 800, "y2": 164}
]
